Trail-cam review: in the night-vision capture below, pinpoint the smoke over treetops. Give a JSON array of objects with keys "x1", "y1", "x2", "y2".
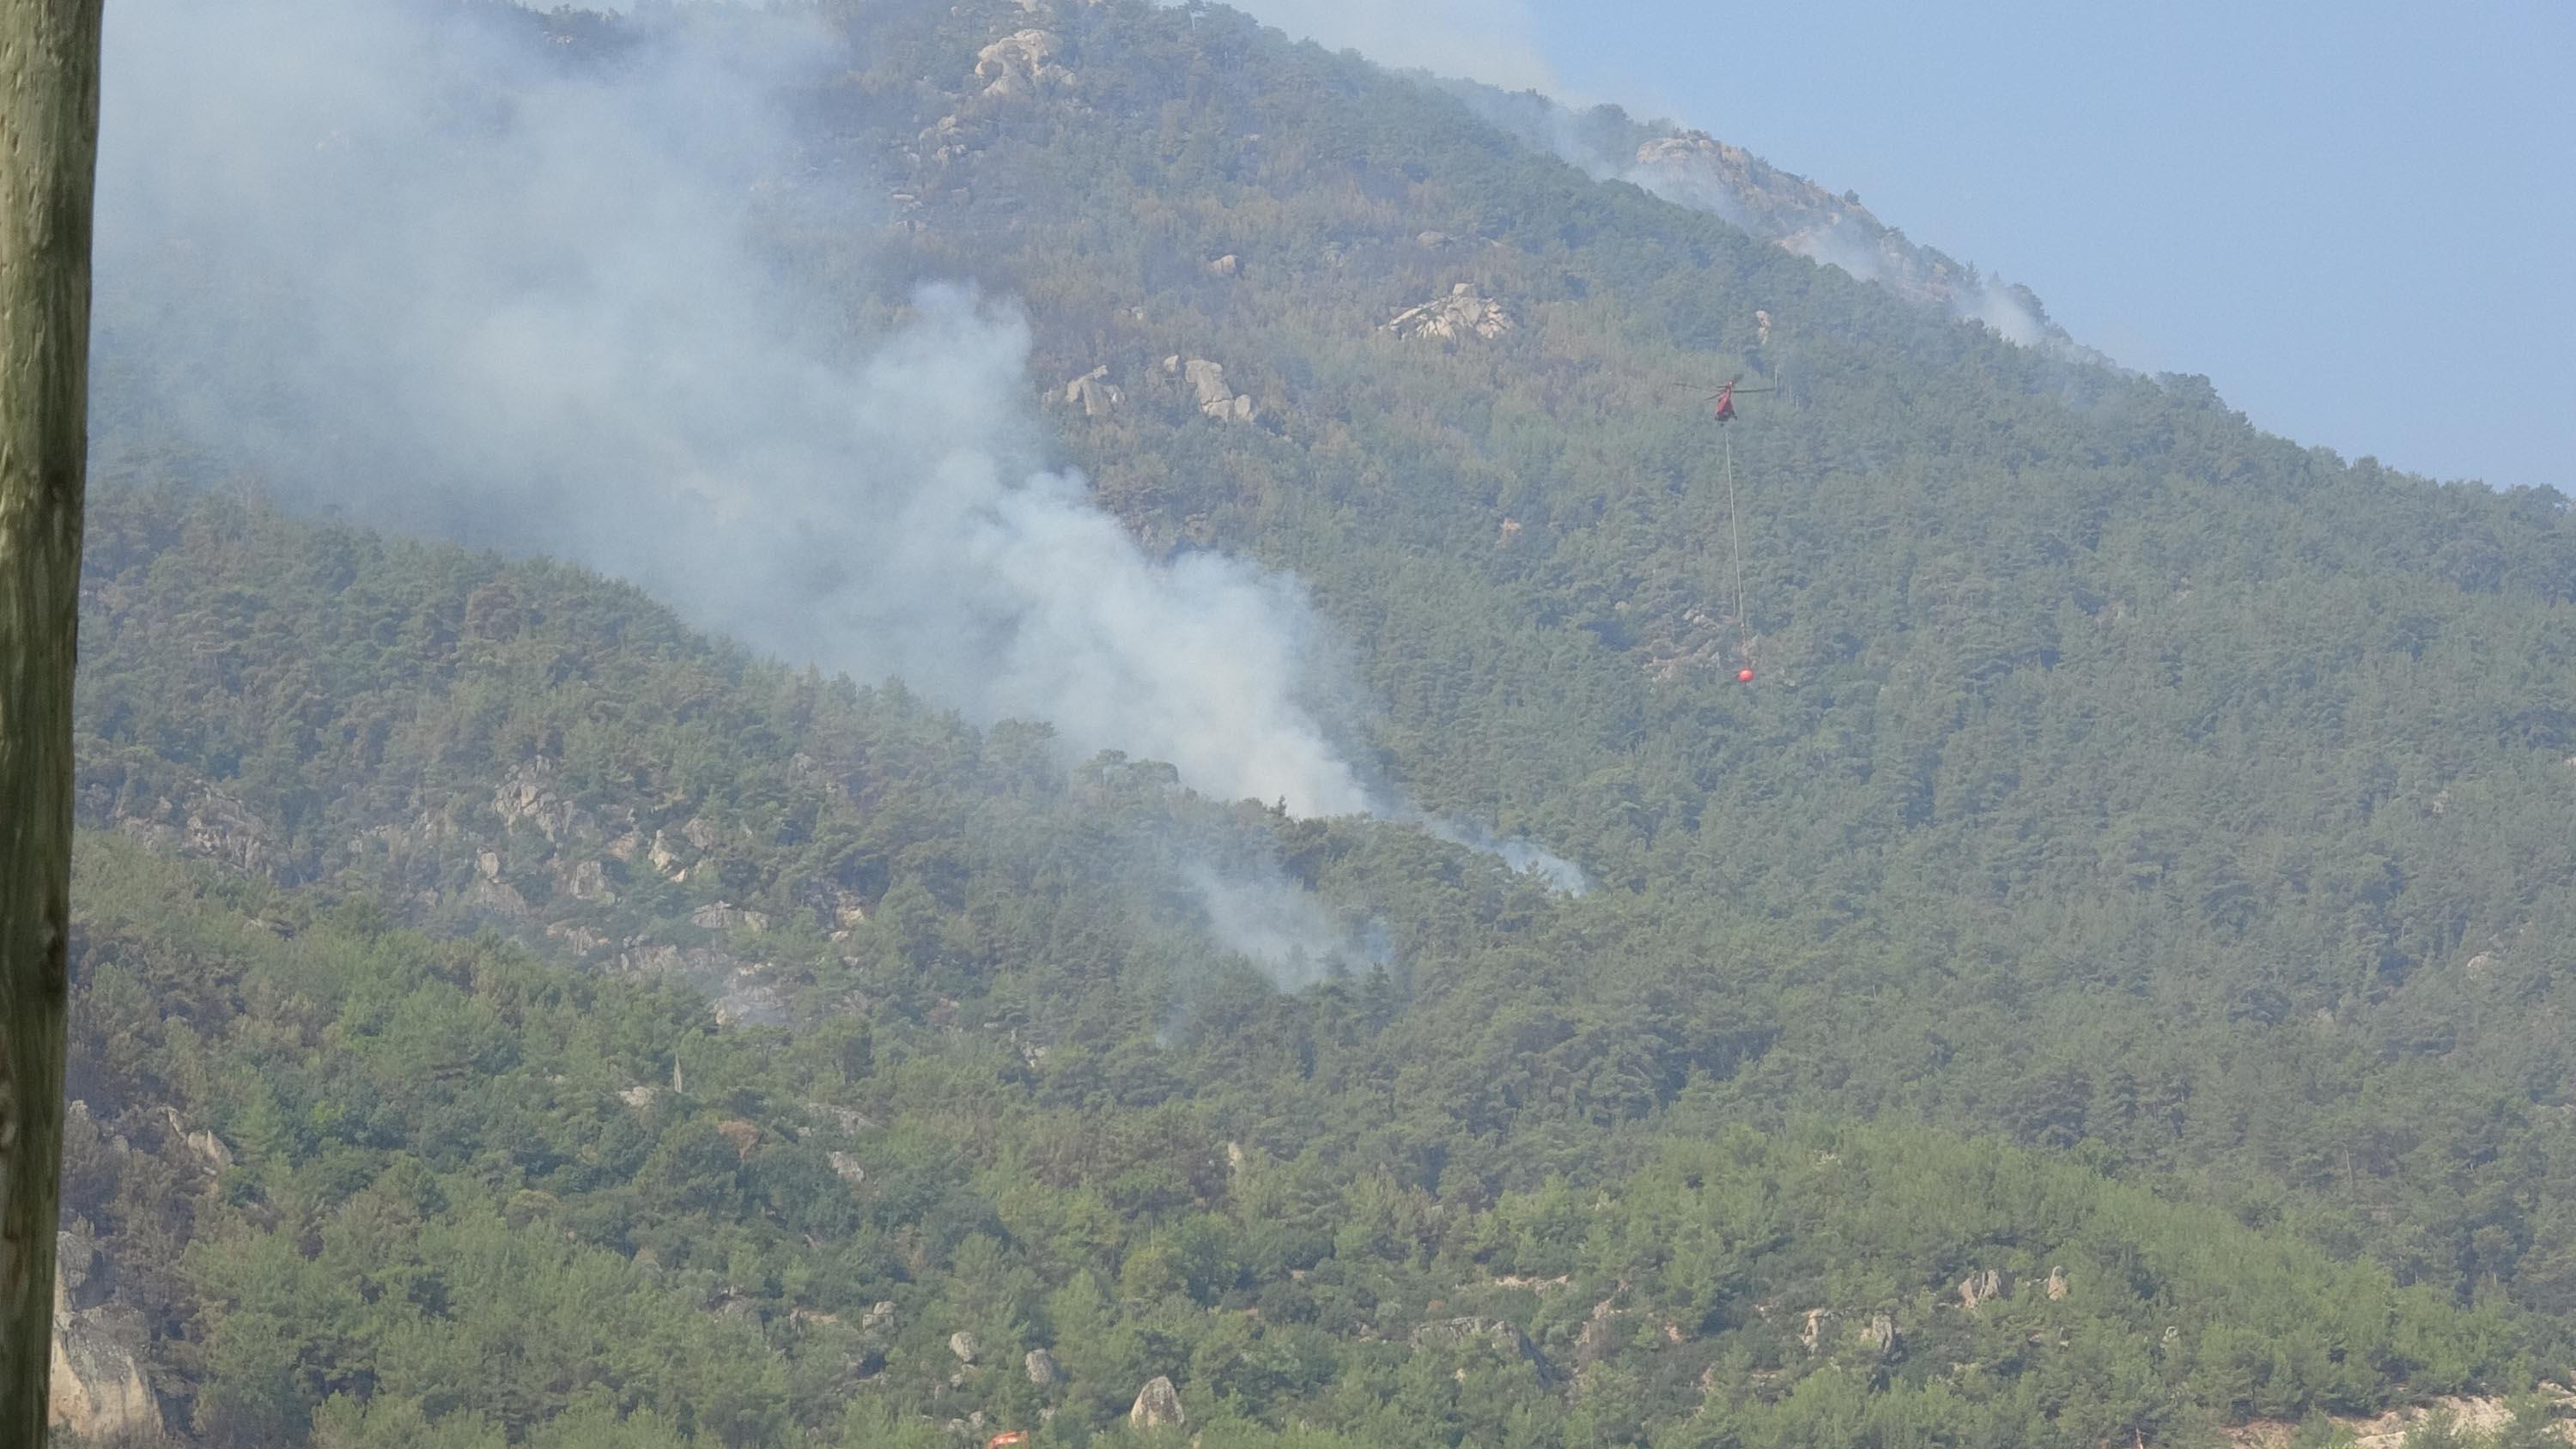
[{"x1": 90, "y1": 0, "x2": 1582, "y2": 970}]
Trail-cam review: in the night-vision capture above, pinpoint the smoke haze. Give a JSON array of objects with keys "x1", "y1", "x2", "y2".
[{"x1": 93, "y1": 0, "x2": 1583, "y2": 974}]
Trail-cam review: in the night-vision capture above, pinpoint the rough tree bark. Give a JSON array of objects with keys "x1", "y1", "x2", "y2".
[{"x1": 0, "y1": 0, "x2": 104, "y2": 1440}]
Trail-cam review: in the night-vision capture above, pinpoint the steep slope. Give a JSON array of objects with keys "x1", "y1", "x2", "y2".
[
  {"x1": 1432, "y1": 80, "x2": 2094, "y2": 356},
  {"x1": 795, "y1": 0, "x2": 2576, "y2": 1286}
]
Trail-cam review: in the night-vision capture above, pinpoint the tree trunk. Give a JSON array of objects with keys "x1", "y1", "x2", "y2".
[{"x1": 0, "y1": 0, "x2": 103, "y2": 1440}]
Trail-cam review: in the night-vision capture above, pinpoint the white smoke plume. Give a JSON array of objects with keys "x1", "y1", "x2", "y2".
[
  {"x1": 93, "y1": 0, "x2": 1583, "y2": 977},
  {"x1": 97, "y1": 0, "x2": 1376, "y2": 818}
]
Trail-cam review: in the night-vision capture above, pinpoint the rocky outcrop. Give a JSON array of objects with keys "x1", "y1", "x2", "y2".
[
  {"x1": 1169, "y1": 357, "x2": 1256, "y2": 423},
  {"x1": 690, "y1": 901, "x2": 769, "y2": 935},
  {"x1": 1129, "y1": 1375, "x2": 1186, "y2": 1429},
  {"x1": 1205, "y1": 253, "x2": 1238, "y2": 277},
  {"x1": 156, "y1": 1106, "x2": 234, "y2": 1177},
  {"x1": 2046, "y1": 1266, "x2": 2069, "y2": 1301},
  {"x1": 1868, "y1": 1313, "x2": 1897, "y2": 1355},
  {"x1": 115, "y1": 787, "x2": 276, "y2": 875},
  {"x1": 1957, "y1": 1268, "x2": 2006, "y2": 1311},
  {"x1": 492, "y1": 761, "x2": 591, "y2": 843},
  {"x1": 564, "y1": 858, "x2": 615, "y2": 904},
  {"x1": 950, "y1": 1330, "x2": 981, "y2": 1365},
  {"x1": 1024, "y1": 1349, "x2": 1060, "y2": 1386},
  {"x1": 187, "y1": 1127, "x2": 235, "y2": 1175},
  {"x1": 1385, "y1": 283, "x2": 1512, "y2": 343},
  {"x1": 647, "y1": 829, "x2": 684, "y2": 877},
  {"x1": 1800, "y1": 1308, "x2": 1831, "y2": 1355},
  {"x1": 50, "y1": 1240, "x2": 162, "y2": 1446},
  {"x1": 863, "y1": 1300, "x2": 898, "y2": 1331},
  {"x1": 828, "y1": 1150, "x2": 867, "y2": 1185},
  {"x1": 975, "y1": 29, "x2": 1072, "y2": 100},
  {"x1": 1630, "y1": 131, "x2": 1953, "y2": 306},
  {"x1": 712, "y1": 965, "x2": 787, "y2": 1028},
  {"x1": 1622, "y1": 128, "x2": 2093, "y2": 356},
  {"x1": 1060, "y1": 365, "x2": 1123, "y2": 418},
  {"x1": 469, "y1": 876, "x2": 532, "y2": 920}
]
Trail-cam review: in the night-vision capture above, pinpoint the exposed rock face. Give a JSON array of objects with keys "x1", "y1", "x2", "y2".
[
  {"x1": 1619, "y1": 128, "x2": 2098, "y2": 357},
  {"x1": 1868, "y1": 1313, "x2": 1897, "y2": 1355},
  {"x1": 1412, "y1": 1317, "x2": 1556, "y2": 1386},
  {"x1": 975, "y1": 29, "x2": 1072, "y2": 100},
  {"x1": 1205, "y1": 253, "x2": 1238, "y2": 277},
  {"x1": 2046, "y1": 1266, "x2": 2069, "y2": 1301},
  {"x1": 1061, "y1": 365, "x2": 1123, "y2": 418},
  {"x1": 1800, "y1": 1307, "x2": 1831, "y2": 1355},
  {"x1": 1129, "y1": 1375, "x2": 1186, "y2": 1429},
  {"x1": 950, "y1": 1330, "x2": 981, "y2": 1365},
  {"x1": 183, "y1": 791, "x2": 274, "y2": 873},
  {"x1": 565, "y1": 858, "x2": 615, "y2": 904},
  {"x1": 863, "y1": 1300, "x2": 898, "y2": 1331},
  {"x1": 712, "y1": 965, "x2": 787, "y2": 1028},
  {"x1": 469, "y1": 876, "x2": 532, "y2": 919},
  {"x1": 492, "y1": 761, "x2": 590, "y2": 843},
  {"x1": 1958, "y1": 1268, "x2": 2006, "y2": 1310},
  {"x1": 1631, "y1": 131, "x2": 1852, "y2": 240},
  {"x1": 1025, "y1": 1348, "x2": 1061, "y2": 1386},
  {"x1": 828, "y1": 1150, "x2": 867, "y2": 1185},
  {"x1": 1385, "y1": 282, "x2": 1512, "y2": 343},
  {"x1": 50, "y1": 1281, "x2": 162, "y2": 1444},
  {"x1": 1176, "y1": 357, "x2": 1257, "y2": 423},
  {"x1": 187, "y1": 1128, "x2": 235, "y2": 1175},
  {"x1": 691, "y1": 901, "x2": 769, "y2": 934},
  {"x1": 57, "y1": 1233, "x2": 93, "y2": 1310}
]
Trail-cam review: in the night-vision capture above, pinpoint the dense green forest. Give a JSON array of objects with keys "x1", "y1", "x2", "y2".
[{"x1": 56, "y1": 0, "x2": 2576, "y2": 1445}]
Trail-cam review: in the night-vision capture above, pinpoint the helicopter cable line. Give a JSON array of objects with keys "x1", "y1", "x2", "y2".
[
  {"x1": 1669, "y1": 375, "x2": 1776, "y2": 684},
  {"x1": 1724, "y1": 427, "x2": 1750, "y2": 671}
]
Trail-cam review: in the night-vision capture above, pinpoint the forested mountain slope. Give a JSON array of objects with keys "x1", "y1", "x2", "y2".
[
  {"x1": 52, "y1": 494, "x2": 2549, "y2": 1448},
  {"x1": 57, "y1": 0, "x2": 2576, "y2": 1445},
  {"x1": 812, "y1": 0, "x2": 2576, "y2": 1300}
]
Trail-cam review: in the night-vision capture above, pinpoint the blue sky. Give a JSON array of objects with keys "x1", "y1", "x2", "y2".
[{"x1": 1231, "y1": 0, "x2": 2573, "y2": 493}]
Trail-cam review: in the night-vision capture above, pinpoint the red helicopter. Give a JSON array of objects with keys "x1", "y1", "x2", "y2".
[{"x1": 1676, "y1": 376, "x2": 1777, "y2": 423}]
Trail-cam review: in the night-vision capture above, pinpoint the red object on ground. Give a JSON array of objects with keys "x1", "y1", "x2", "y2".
[{"x1": 1738, "y1": 668, "x2": 1756, "y2": 684}]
